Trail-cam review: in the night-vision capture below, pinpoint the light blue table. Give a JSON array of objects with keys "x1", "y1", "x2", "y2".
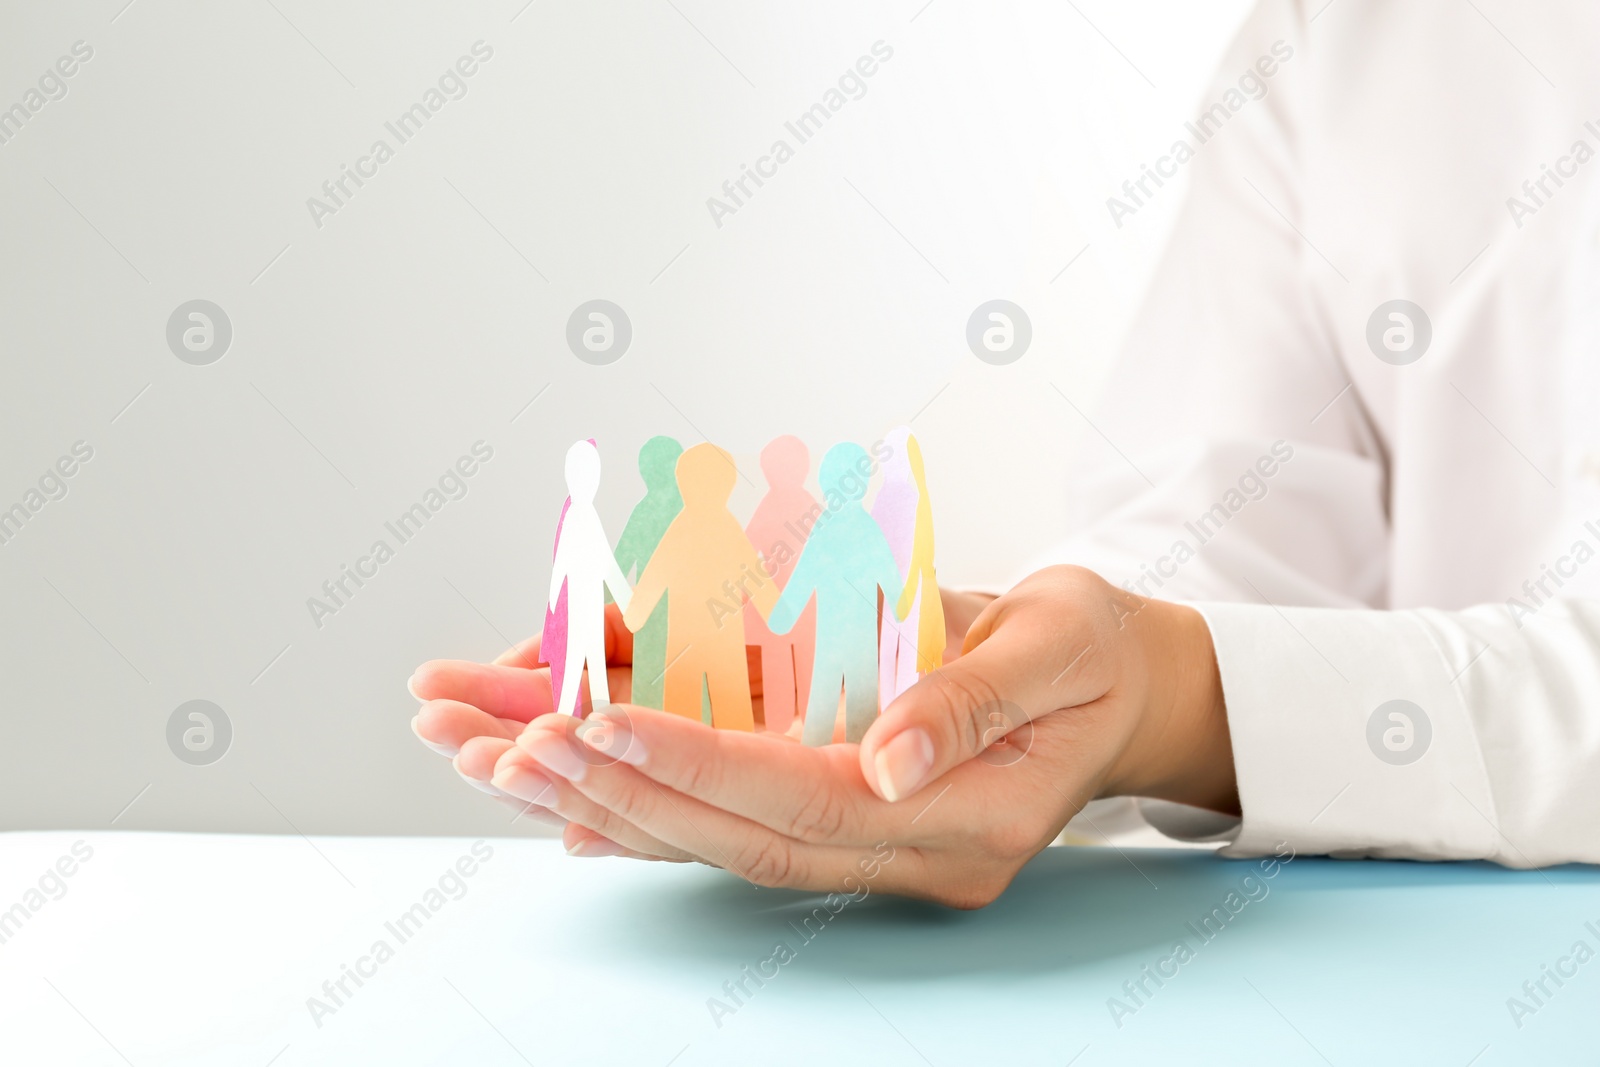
[{"x1": 1, "y1": 832, "x2": 1593, "y2": 1064}]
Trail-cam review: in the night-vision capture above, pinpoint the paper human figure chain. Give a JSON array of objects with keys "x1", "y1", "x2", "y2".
[{"x1": 540, "y1": 431, "x2": 942, "y2": 745}]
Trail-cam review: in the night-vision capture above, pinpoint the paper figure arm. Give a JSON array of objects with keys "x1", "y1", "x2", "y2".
[
  {"x1": 896, "y1": 558, "x2": 929, "y2": 620},
  {"x1": 767, "y1": 543, "x2": 819, "y2": 635},
  {"x1": 547, "y1": 525, "x2": 572, "y2": 612},
  {"x1": 623, "y1": 553, "x2": 665, "y2": 632},
  {"x1": 602, "y1": 540, "x2": 633, "y2": 615},
  {"x1": 734, "y1": 534, "x2": 780, "y2": 622}
]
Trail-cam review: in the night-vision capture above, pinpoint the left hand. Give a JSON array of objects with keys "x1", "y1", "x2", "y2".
[{"x1": 493, "y1": 567, "x2": 1234, "y2": 907}]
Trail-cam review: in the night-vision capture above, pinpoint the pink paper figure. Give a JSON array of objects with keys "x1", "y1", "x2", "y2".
[
  {"x1": 743, "y1": 436, "x2": 820, "y2": 735},
  {"x1": 872, "y1": 427, "x2": 920, "y2": 709},
  {"x1": 542, "y1": 494, "x2": 576, "y2": 715},
  {"x1": 547, "y1": 440, "x2": 631, "y2": 717}
]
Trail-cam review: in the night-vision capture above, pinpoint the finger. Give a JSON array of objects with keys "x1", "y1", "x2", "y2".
[
  {"x1": 492, "y1": 632, "x2": 544, "y2": 669},
  {"x1": 454, "y1": 735, "x2": 518, "y2": 785},
  {"x1": 859, "y1": 588, "x2": 1113, "y2": 804},
  {"x1": 560, "y1": 704, "x2": 926, "y2": 847},
  {"x1": 497, "y1": 793, "x2": 568, "y2": 829},
  {"x1": 410, "y1": 662, "x2": 555, "y2": 723},
  {"x1": 427, "y1": 732, "x2": 567, "y2": 825},
  {"x1": 487, "y1": 602, "x2": 636, "y2": 669},
  {"x1": 411, "y1": 659, "x2": 633, "y2": 722},
  {"x1": 515, "y1": 714, "x2": 897, "y2": 890},
  {"x1": 562, "y1": 823, "x2": 685, "y2": 862},
  {"x1": 415, "y1": 699, "x2": 527, "y2": 757},
  {"x1": 491, "y1": 745, "x2": 696, "y2": 862}
]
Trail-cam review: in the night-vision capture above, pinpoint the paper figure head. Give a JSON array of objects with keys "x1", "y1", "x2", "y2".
[
  {"x1": 759, "y1": 435, "x2": 809, "y2": 489},
  {"x1": 677, "y1": 442, "x2": 737, "y2": 508},
  {"x1": 880, "y1": 426, "x2": 912, "y2": 483},
  {"x1": 638, "y1": 435, "x2": 684, "y2": 491},
  {"x1": 819, "y1": 442, "x2": 871, "y2": 504},
  {"x1": 564, "y1": 439, "x2": 602, "y2": 502}
]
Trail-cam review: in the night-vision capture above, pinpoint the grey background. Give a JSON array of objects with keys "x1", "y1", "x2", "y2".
[{"x1": 0, "y1": 0, "x2": 1248, "y2": 834}]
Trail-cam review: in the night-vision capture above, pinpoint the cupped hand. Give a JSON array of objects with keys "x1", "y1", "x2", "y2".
[
  {"x1": 408, "y1": 603, "x2": 752, "y2": 856},
  {"x1": 495, "y1": 567, "x2": 1234, "y2": 908},
  {"x1": 406, "y1": 603, "x2": 628, "y2": 824}
]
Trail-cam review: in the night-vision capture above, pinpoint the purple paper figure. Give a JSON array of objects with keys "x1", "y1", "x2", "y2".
[{"x1": 872, "y1": 427, "x2": 919, "y2": 709}]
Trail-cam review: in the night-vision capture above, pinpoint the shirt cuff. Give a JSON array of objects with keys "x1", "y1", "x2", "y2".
[
  {"x1": 1187, "y1": 601, "x2": 1501, "y2": 862},
  {"x1": 1136, "y1": 799, "x2": 1241, "y2": 843}
]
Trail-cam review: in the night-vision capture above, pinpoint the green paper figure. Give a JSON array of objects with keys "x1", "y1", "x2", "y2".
[{"x1": 613, "y1": 436, "x2": 684, "y2": 710}]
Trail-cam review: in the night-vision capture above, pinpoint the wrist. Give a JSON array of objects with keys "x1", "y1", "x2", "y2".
[{"x1": 1104, "y1": 599, "x2": 1239, "y2": 815}]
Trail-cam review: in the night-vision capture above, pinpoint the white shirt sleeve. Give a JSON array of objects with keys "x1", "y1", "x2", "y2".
[
  {"x1": 1042, "y1": 0, "x2": 1600, "y2": 867},
  {"x1": 1189, "y1": 599, "x2": 1600, "y2": 867}
]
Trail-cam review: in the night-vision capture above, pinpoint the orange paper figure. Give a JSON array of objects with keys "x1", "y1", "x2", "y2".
[
  {"x1": 742, "y1": 436, "x2": 819, "y2": 735},
  {"x1": 897, "y1": 434, "x2": 946, "y2": 678},
  {"x1": 623, "y1": 443, "x2": 778, "y2": 731}
]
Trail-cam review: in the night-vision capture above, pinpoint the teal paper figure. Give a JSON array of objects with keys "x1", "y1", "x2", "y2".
[
  {"x1": 768, "y1": 443, "x2": 905, "y2": 745},
  {"x1": 613, "y1": 436, "x2": 684, "y2": 709}
]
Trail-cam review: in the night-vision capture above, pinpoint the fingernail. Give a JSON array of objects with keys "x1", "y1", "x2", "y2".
[
  {"x1": 567, "y1": 837, "x2": 626, "y2": 858},
  {"x1": 406, "y1": 671, "x2": 424, "y2": 699},
  {"x1": 461, "y1": 774, "x2": 503, "y2": 796},
  {"x1": 523, "y1": 732, "x2": 588, "y2": 782},
  {"x1": 874, "y1": 728, "x2": 934, "y2": 803},
  {"x1": 492, "y1": 765, "x2": 555, "y2": 804},
  {"x1": 578, "y1": 713, "x2": 646, "y2": 767},
  {"x1": 411, "y1": 716, "x2": 459, "y2": 758}
]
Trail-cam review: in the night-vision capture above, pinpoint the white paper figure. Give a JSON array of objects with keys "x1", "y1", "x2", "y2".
[{"x1": 548, "y1": 440, "x2": 632, "y2": 716}]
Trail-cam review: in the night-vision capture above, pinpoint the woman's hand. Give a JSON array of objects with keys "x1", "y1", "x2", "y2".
[
  {"x1": 406, "y1": 603, "x2": 633, "y2": 823},
  {"x1": 494, "y1": 566, "x2": 1235, "y2": 907},
  {"x1": 409, "y1": 589, "x2": 992, "y2": 841}
]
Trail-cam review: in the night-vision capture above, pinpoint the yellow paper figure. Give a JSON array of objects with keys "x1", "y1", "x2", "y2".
[{"x1": 897, "y1": 435, "x2": 945, "y2": 676}]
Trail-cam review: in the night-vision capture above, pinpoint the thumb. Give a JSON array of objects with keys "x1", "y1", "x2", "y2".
[{"x1": 858, "y1": 622, "x2": 1103, "y2": 803}]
